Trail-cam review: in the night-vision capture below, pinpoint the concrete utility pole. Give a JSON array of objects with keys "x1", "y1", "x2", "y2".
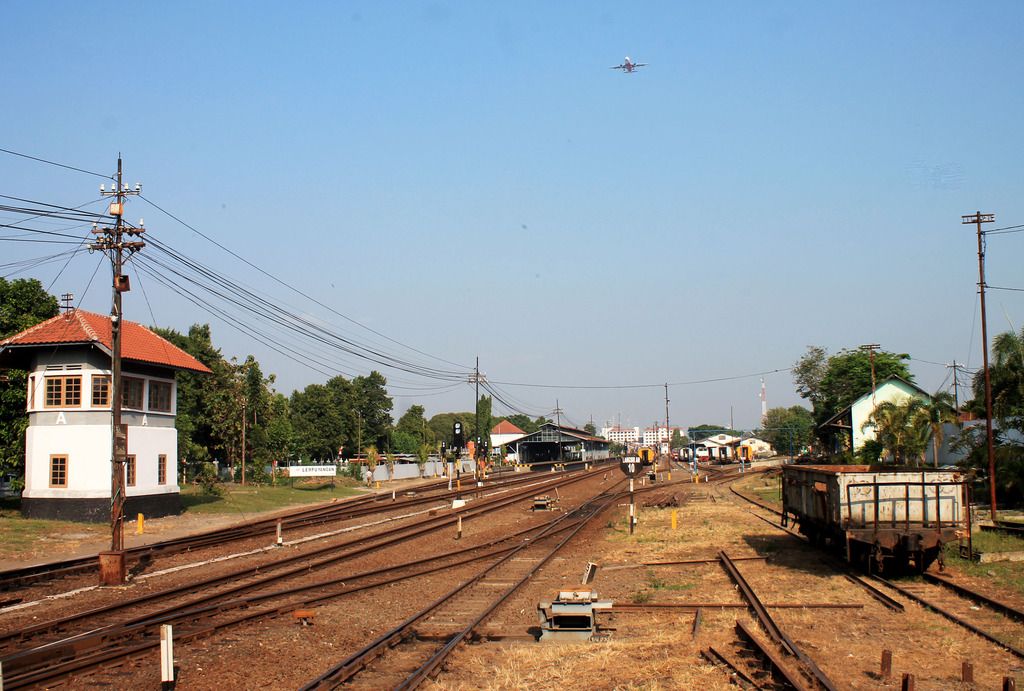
[
  {"x1": 90, "y1": 156, "x2": 144, "y2": 586},
  {"x1": 241, "y1": 397, "x2": 247, "y2": 486},
  {"x1": 664, "y1": 383, "x2": 671, "y2": 460},
  {"x1": 859, "y1": 344, "x2": 881, "y2": 407},
  {"x1": 963, "y1": 211, "x2": 997, "y2": 519},
  {"x1": 554, "y1": 400, "x2": 564, "y2": 464}
]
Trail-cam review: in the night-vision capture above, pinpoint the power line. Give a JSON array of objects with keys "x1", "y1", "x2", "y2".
[
  {"x1": 136, "y1": 240, "x2": 467, "y2": 381},
  {"x1": 0, "y1": 147, "x2": 114, "y2": 180},
  {"x1": 984, "y1": 224, "x2": 1024, "y2": 236},
  {"x1": 489, "y1": 367, "x2": 793, "y2": 390},
  {"x1": 139, "y1": 194, "x2": 471, "y2": 372},
  {"x1": 988, "y1": 285, "x2": 1024, "y2": 292}
]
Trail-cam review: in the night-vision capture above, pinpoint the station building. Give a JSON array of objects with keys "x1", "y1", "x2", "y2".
[
  {"x1": 508, "y1": 423, "x2": 611, "y2": 467},
  {"x1": 0, "y1": 309, "x2": 211, "y2": 521},
  {"x1": 489, "y1": 419, "x2": 526, "y2": 454}
]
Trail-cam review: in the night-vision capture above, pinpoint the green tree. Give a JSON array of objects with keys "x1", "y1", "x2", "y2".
[
  {"x1": 669, "y1": 429, "x2": 688, "y2": 450},
  {"x1": 958, "y1": 327, "x2": 1024, "y2": 504},
  {"x1": 415, "y1": 442, "x2": 432, "y2": 477},
  {"x1": 365, "y1": 445, "x2": 379, "y2": 485},
  {"x1": 352, "y1": 372, "x2": 393, "y2": 449},
  {"x1": 795, "y1": 345, "x2": 913, "y2": 451},
  {"x1": 0, "y1": 278, "x2": 59, "y2": 481},
  {"x1": 584, "y1": 422, "x2": 597, "y2": 436},
  {"x1": 968, "y1": 327, "x2": 1024, "y2": 432},
  {"x1": 919, "y1": 391, "x2": 957, "y2": 467},
  {"x1": 503, "y1": 414, "x2": 537, "y2": 434},
  {"x1": 475, "y1": 394, "x2": 493, "y2": 451},
  {"x1": 428, "y1": 411, "x2": 476, "y2": 445},
  {"x1": 290, "y1": 383, "x2": 345, "y2": 461},
  {"x1": 394, "y1": 404, "x2": 434, "y2": 453},
  {"x1": 863, "y1": 397, "x2": 928, "y2": 465},
  {"x1": 758, "y1": 406, "x2": 815, "y2": 456}
]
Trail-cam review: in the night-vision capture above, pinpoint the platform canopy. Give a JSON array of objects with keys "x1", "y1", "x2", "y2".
[{"x1": 510, "y1": 423, "x2": 610, "y2": 465}]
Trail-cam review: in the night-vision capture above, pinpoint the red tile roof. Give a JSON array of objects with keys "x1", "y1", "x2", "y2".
[
  {"x1": 0, "y1": 310, "x2": 211, "y2": 374},
  {"x1": 491, "y1": 419, "x2": 526, "y2": 435}
]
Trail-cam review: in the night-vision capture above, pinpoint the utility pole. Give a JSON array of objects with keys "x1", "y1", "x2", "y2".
[
  {"x1": 664, "y1": 383, "x2": 670, "y2": 461},
  {"x1": 554, "y1": 400, "x2": 564, "y2": 465},
  {"x1": 760, "y1": 377, "x2": 768, "y2": 424},
  {"x1": 859, "y1": 344, "x2": 881, "y2": 406},
  {"x1": 946, "y1": 360, "x2": 964, "y2": 421},
  {"x1": 963, "y1": 211, "x2": 997, "y2": 519},
  {"x1": 90, "y1": 156, "x2": 144, "y2": 586},
  {"x1": 241, "y1": 397, "x2": 247, "y2": 486}
]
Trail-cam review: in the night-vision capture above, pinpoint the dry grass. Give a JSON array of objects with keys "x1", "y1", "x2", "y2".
[{"x1": 426, "y1": 628, "x2": 733, "y2": 691}]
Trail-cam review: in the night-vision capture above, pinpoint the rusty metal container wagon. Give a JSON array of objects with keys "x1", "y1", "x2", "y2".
[{"x1": 781, "y1": 465, "x2": 967, "y2": 573}]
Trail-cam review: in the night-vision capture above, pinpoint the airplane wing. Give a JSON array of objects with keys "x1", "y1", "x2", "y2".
[
  {"x1": 610, "y1": 64, "x2": 625, "y2": 70},
  {"x1": 634, "y1": 63, "x2": 648, "y2": 67}
]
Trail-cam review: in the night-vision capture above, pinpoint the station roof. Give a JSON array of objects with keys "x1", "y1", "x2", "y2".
[
  {"x1": 513, "y1": 423, "x2": 610, "y2": 446},
  {"x1": 0, "y1": 309, "x2": 212, "y2": 374},
  {"x1": 491, "y1": 419, "x2": 526, "y2": 435}
]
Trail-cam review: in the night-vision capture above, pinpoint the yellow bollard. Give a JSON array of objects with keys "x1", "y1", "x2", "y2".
[
  {"x1": 671, "y1": 509, "x2": 677, "y2": 530},
  {"x1": 667, "y1": 471, "x2": 672, "y2": 481},
  {"x1": 136, "y1": 513, "x2": 145, "y2": 535},
  {"x1": 375, "y1": 480, "x2": 381, "y2": 489}
]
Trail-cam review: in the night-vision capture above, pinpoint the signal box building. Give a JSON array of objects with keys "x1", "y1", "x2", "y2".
[{"x1": 0, "y1": 309, "x2": 211, "y2": 521}]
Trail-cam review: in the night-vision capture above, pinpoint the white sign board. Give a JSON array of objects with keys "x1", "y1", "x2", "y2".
[{"x1": 286, "y1": 465, "x2": 337, "y2": 478}]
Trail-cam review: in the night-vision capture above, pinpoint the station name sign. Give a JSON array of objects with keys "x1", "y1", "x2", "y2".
[
  {"x1": 620, "y1": 456, "x2": 642, "y2": 477},
  {"x1": 286, "y1": 465, "x2": 337, "y2": 478}
]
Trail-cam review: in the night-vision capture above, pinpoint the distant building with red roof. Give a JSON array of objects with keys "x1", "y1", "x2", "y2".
[
  {"x1": 0, "y1": 309, "x2": 211, "y2": 521},
  {"x1": 490, "y1": 419, "x2": 526, "y2": 456}
]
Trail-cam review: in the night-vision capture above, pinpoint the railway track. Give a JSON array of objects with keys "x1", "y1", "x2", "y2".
[
  {"x1": 0, "y1": 463, "x2": 608, "y2": 592},
  {"x1": 298, "y1": 485, "x2": 623, "y2": 690},
  {"x1": 728, "y1": 469, "x2": 1024, "y2": 674},
  {"x1": 717, "y1": 551, "x2": 838, "y2": 691},
  {"x1": 874, "y1": 574, "x2": 1024, "y2": 659},
  {"x1": 0, "y1": 469, "x2": 615, "y2": 688}
]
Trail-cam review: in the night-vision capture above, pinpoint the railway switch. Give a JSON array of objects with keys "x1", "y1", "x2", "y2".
[
  {"x1": 531, "y1": 495, "x2": 558, "y2": 511},
  {"x1": 537, "y1": 590, "x2": 611, "y2": 642}
]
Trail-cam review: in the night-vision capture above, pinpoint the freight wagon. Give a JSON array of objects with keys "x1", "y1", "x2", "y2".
[{"x1": 781, "y1": 465, "x2": 967, "y2": 573}]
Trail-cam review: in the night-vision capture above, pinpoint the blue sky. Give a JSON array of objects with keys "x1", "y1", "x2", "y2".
[{"x1": 3, "y1": 2, "x2": 1022, "y2": 431}]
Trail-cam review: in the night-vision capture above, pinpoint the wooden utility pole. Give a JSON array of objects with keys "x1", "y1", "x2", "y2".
[
  {"x1": 91, "y1": 156, "x2": 144, "y2": 585},
  {"x1": 962, "y1": 211, "x2": 997, "y2": 519},
  {"x1": 946, "y1": 360, "x2": 964, "y2": 421},
  {"x1": 859, "y1": 344, "x2": 881, "y2": 407}
]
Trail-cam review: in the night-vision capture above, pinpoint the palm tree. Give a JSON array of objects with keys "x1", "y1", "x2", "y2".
[
  {"x1": 365, "y1": 445, "x2": 379, "y2": 486},
  {"x1": 864, "y1": 397, "x2": 929, "y2": 465},
  {"x1": 916, "y1": 391, "x2": 958, "y2": 466},
  {"x1": 990, "y1": 327, "x2": 1024, "y2": 427}
]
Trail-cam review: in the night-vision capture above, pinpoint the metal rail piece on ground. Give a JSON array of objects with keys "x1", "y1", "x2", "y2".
[{"x1": 719, "y1": 551, "x2": 838, "y2": 691}]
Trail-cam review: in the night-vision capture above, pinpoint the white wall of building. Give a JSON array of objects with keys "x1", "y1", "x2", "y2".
[{"x1": 23, "y1": 360, "x2": 181, "y2": 500}]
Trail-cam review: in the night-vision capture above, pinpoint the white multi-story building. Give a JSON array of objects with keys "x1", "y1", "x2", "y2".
[
  {"x1": 642, "y1": 426, "x2": 681, "y2": 446},
  {"x1": 599, "y1": 426, "x2": 640, "y2": 445}
]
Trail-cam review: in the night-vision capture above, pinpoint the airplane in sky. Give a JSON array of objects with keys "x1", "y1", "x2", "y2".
[{"x1": 610, "y1": 56, "x2": 647, "y2": 73}]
